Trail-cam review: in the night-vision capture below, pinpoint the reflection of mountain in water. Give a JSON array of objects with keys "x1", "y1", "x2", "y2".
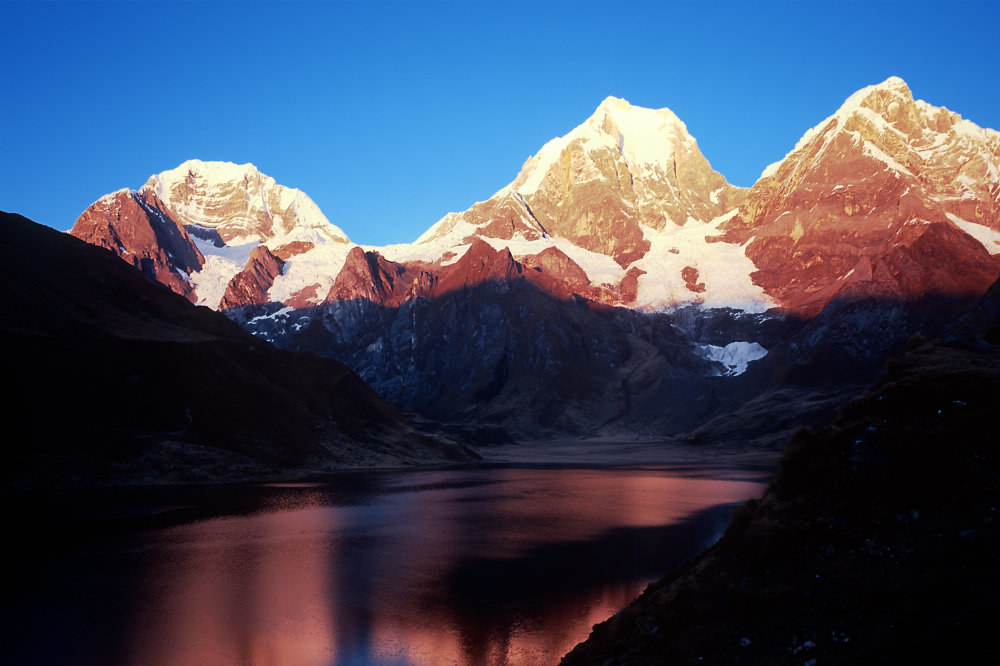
[{"x1": 1, "y1": 466, "x2": 768, "y2": 665}]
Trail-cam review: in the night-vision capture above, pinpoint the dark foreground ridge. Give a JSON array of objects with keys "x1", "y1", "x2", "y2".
[
  {"x1": 563, "y1": 332, "x2": 1000, "y2": 664},
  {"x1": 1, "y1": 212, "x2": 478, "y2": 488}
]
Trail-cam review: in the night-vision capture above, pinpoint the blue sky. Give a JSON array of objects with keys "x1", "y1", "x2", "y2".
[{"x1": 2, "y1": 0, "x2": 999, "y2": 246}]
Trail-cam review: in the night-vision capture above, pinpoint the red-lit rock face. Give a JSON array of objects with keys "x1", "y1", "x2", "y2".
[
  {"x1": 723, "y1": 77, "x2": 1000, "y2": 316},
  {"x1": 219, "y1": 245, "x2": 285, "y2": 310},
  {"x1": 71, "y1": 189, "x2": 204, "y2": 301},
  {"x1": 521, "y1": 246, "x2": 591, "y2": 291},
  {"x1": 272, "y1": 241, "x2": 315, "y2": 260},
  {"x1": 435, "y1": 238, "x2": 523, "y2": 295},
  {"x1": 681, "y1": 266, "x2": 706, "y2": 294},
  {"x1": 326, "y1": 246, "x2": 433, "y2": 307}
]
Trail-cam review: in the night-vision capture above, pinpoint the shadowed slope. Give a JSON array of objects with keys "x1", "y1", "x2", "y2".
[
  {"x1": 1, "y1": 211, "x2": 476, "y2": 488},
  {"x1": 563, "y1": 312, "x2": 1000, "y2": 663}
]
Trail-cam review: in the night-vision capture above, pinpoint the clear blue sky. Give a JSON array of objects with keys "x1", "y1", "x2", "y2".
[{"x1": 2, "y1": 1, "x2": 999, "y2": 246}]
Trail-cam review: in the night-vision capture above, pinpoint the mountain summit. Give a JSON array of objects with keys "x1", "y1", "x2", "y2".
[
  {"x1": 723, "y1": 76, "x2": 1000, "y2": 314},
  {"x1": 73, "y1": 159, "x2": 353, "y2": 309},
  {"x1": 420, "y1": 95, "x2": 745, "y2": 265},
  {"x1": 408, "y1": 96, "x2": 763, "y2": 310},
  {"x1": 142, "y1": 159, "x2": 349, "y2": 246}
]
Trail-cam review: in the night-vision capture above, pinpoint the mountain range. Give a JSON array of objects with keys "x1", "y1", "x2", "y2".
[
  {"x1": 69, "y1": 76, "x2": 1000, "y2": 440},
  {"x1": 11, "y1": 74, "x2": 999, "y2": 663}
]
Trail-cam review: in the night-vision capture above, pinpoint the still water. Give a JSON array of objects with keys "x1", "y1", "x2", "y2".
[{"x1": 4, "y1": 462, "x2": 769, "y2": 665}]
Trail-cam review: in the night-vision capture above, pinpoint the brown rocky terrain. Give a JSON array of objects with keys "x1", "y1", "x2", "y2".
[{"x1": 2, "y1": 211, "x2": 477, "y2": 488}]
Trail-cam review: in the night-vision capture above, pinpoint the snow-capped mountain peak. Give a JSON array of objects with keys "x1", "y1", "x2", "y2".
[
  {"x1": 412, "y1": 95, "x2": 746, "y2": 299},
  {"x1": 511, "y1": 96, "x2": 695, "y2": 197},
  {"x1": 72, "y1": 78, "x2": 998, "y2": 324},
  {"x1": 73, "y1": 160, "x2": 356, "y2": 310},
  {"x1": 728, "y1": 76, "x2": 1000, "y2": 316},
  {"x1": 142, "y1": 159, "x2": 350, "y2": 246}
]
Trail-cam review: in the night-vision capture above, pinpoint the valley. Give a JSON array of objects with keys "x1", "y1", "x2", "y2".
[{"x1": 3, "y1": 74, "x2": 999, "y2": 664}]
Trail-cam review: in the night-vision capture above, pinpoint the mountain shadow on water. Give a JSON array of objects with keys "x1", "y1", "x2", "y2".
[{"x1": 0, "y1": 212, "x2": 478, "y2": 488}]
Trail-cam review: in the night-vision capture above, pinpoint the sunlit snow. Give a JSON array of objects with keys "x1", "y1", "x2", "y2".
[
  {"x1": 946, "y1": 213, "x2": 1000, "y2": 255},
  {"x1": 190, "y1": 255, "x2": 245, "y2": 309},
  {"x1": 513, "y1": 96, "x2": 693, "y2": 196},
  {"x1": 268, "y1": 243, "x2": 354, "y2": 305},
  {"x1": 631, "y1": 211, "x2": 774, "y2": 312}
]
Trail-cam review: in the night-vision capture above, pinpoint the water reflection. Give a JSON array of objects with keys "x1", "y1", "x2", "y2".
[
  {"x1": 10, "y1": 466, "x2": 768, "y2": 665},
  {"x1": 128, "y1": 504, "x2": 340, "y2": 665}
]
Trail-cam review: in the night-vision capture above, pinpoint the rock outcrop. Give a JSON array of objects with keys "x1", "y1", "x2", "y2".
[
  {"x1": 71, "y1": 188, "x2": 204, "y2": 300},
  {"x1": 219, "y1": 245, "x2": 286, "y2": 310}
]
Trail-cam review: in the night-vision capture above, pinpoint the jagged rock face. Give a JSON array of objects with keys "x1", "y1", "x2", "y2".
[
  {"x1": 326, "y1": 246, "x2": 434, "y2": 307},
  {"x1": 219, "y1": 245, "x2": 285, "y2": 310},
  {"x1": 521, "y1": 246, "x2": 591, "y2": 290},
  {"x1": 724, "y1": 77, "x2": 1000, "y2": 316},
  {"x1": 71, "y1": 189, "x2": 204, "y2": 301},
  {"x1": 436, "y1": 238, "x2": 523, "y2": 294},
  {"x1": 420, "y1": 97, "x2": 746, "y2": 270}
]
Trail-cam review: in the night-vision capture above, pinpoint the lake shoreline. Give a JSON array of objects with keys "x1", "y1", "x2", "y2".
[{"x1": 4, "y1": 436, "x2": 782, "y2": 492}]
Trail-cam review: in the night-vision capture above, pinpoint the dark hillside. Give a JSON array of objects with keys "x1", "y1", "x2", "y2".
[
  {"x1": 0, "y1": 212, "x2": 476, "y2": 488},
  {"x1": 564, "y1": 330, "x2": 1000, "y2": 664}
]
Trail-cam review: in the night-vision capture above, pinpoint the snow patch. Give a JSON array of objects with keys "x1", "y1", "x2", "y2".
[
  {"x1": 700, "y1": 341, "x2": 769, "y2": 376},
  {"x1": 190, "y1": 254, "x2": 244, "y2": 309},
  {"x1": 249, "y1": 306, "x2": 294, "y2": 324},
  {"x1": 630, "y1": 213, "x2": 774, "y2": 312},
  {"x1": 946, "y1": 213, "x2": 1000, "y2": 255},
  {"x1": 267, "y1": 242, "x2": 354, "y2": 305}
]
